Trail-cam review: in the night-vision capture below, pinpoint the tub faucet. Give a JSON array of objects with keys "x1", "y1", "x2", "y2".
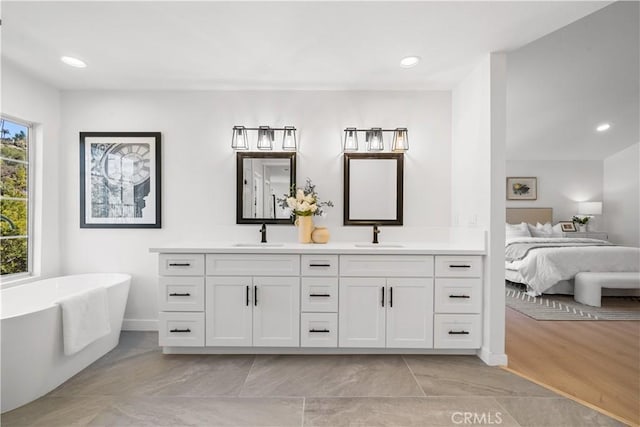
[
  {"x1": 260, "y1": 223, "x2": 267, "y2": 243},
  {"x1": 372, "y1": 224, "x2": 381, "y2": 244}
]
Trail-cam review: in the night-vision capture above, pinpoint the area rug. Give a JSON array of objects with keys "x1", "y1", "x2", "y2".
[{"x1": 505, "y1": 282, "x2": 640, "y2": 321}]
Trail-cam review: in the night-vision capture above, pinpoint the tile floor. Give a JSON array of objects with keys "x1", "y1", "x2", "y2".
[{"x1": 1, "y1": 332, "x2": 623, "y2": 426}]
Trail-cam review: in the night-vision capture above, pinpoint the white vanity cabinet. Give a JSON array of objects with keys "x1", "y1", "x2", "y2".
[
  {"x1": 339, "y1": 256, "x2": 434, "y2": 348},
  {"x1": 205, "y1": 254, "x2": 300, "y2": 347}
]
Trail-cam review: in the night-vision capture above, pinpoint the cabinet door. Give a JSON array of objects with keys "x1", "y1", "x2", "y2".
[
  {"x1": 339, "y1": 277, "x2": 386, "y2": 348},
  {"x1": 205, "y1": 277, "x2": 252, "y2": 346},
  {"x1": 253, "y1": 277, "x2": 300, "y2": 347},
  {"x1": 386, "y1": 278, "x2": 434, "y2": 348}
]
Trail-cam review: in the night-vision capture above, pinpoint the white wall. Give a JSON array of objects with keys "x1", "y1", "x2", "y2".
[
  {"x1": 1, "y1": 61, "x2": 61, "y2": 282},
  {"x1": 59, "y1": 90, "x2": 453, "y2": 327},
  {"x1": 506, "y1": 160, "x2": 604, "y2": 227},
  {"x1": 452, "y1": 53, "x2": 507, "y2": 366},
  {"x1": 604, "y1": 143, "x2": 639, "y2": 247}
]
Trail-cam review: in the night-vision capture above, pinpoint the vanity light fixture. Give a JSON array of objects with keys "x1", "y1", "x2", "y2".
[
  {"x1": 342, "y1": 127, "x2": 409, "y2": 152},
  {"x1": 231, "y1": 126, "x2": 297, "y2": 151}
]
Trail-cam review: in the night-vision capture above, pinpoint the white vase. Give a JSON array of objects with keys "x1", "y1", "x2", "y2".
[{"x1": 579, "y1": 224, "x2": 587, "y2": 232}]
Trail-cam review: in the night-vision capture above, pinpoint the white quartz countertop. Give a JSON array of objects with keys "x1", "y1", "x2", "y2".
[{"x1": 149, "y1": 240, "x2": 486, "y2": 255}]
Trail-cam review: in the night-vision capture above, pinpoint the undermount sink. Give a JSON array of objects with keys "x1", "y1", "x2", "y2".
[
  {"x1": 354, "y1": 243, "x2": 404, "y2": 248},
  {"x1": 233, "y1": 243, "x2": 285, "y2": 248}
]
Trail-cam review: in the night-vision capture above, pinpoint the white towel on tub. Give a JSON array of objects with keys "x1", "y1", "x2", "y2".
[{"x1": 56, "y1": 287, "x2": 111, "y2": 356}]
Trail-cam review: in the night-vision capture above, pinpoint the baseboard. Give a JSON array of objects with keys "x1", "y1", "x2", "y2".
[
  {"x1": 122, "y1": 319, "x2": 158, "y2": 331},
  {"x1": 477, "y1": 347, "x2": 508, "y2": 366}
]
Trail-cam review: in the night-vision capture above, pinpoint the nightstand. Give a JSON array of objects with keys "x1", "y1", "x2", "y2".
[{"x1": 564, "y1": 231, "x2": 609, "y2": 240}]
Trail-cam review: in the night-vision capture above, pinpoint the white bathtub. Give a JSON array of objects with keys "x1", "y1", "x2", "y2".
[{"x1": 0, "y1": 273, "x2": 131, "y2": 413}]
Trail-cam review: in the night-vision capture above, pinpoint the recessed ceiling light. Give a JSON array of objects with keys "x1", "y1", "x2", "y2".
[
  {"x1": 596, "y1": 123, "x2": 611, "y2": 132},
  {"x1": 400, "y1": 56, "x2": 420, "y2": 68},
  {"x1": 61, "y1": 56, "x2": 87, "y2": 68}
]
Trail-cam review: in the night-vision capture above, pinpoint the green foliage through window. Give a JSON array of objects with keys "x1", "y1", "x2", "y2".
[{"x1": 1, "y1": 117, "x2": 30, "y2": 275}]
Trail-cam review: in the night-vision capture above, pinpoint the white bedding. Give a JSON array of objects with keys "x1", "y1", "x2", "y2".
[{"x1": 505, "y1": 237, "x2": 640, "y2": 294}]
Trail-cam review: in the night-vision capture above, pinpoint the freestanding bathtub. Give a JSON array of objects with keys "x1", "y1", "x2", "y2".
[{"x1": 1, "y1": 273, "x2": 131, "y2": 413}]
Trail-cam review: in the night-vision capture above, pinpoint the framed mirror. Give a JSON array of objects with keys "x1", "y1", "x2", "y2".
[
  {"x1": 236, "y1": 152, "x2": 296, "y2": 224},
  {"x1": 343, "y1": 153, "x2": 403, "y2": 226}
]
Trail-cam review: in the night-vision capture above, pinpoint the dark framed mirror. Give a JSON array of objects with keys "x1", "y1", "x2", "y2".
[
  {"x1": 343, "y1": 153, "x2": 403, "y2": 226},
  {"x1": 236, "y1": 152, "x2": 296, "y2": 224}
]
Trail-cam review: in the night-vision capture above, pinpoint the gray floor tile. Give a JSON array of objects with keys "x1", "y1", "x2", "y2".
[
  {"x1": 303, "y1": 396, "x2": 521, "y2": 427},
  {"x1": 1, "y1": 395, "x2": 113, "y2": 427},
  {"x1": 117, "y1": 331, "x2": 159, "y2": 350},
  {"x1": 89, "y1": 396, "x2": 303, "y2": 427},
  {"x1": 240, "y1": 355, "x2": 423, "y2": 397},
  {"x1": 496, "y1": 397, "x2": 626, "y2": 427},
  {"x1": 404, "y1": 355, "x2": 555, "y2": 397},
  {"x1": 52, "y1": 351, "x2": 255, "y2": 397}
]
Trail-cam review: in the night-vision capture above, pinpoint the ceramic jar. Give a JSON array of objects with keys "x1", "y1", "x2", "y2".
[{"x1": 311, "y1": 226, "x2": 330, "y2": 244}]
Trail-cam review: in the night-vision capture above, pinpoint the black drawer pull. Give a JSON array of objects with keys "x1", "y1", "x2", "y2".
[
  {"x1": 309, "y1": 263, "x2": 331, "y2": 268},
  {"x1": 254, "y1": 286, "x2": 258, "y2": 306},
  {"x1": 449, "y1": 295, "x2": 470, "y2": 299},
  {"x1": 389, "y1": 286, "x2": 393, "y2": 307},
  {"x1": 246, "y1": 285, "x2": 250, "y2": 306},
  {"x1": 309, "y1": 293, "x2": 331, "y2": 297},
  {"x1": 309, "y1": 329, "x2": 331, "y2": 333},
  {"x1": 381, "y1": 286, "x2": 385, "y2": 307},
  {"x1": 448, "y1": 330, "x2": 470, "y2": 335},
  {"x1": 449, "y1": 264, "x2": 471, "y2": 268},
  {"x1": 169, "y1": 292, "x2": 191, "y2": 297},
  {"x1": 169, "y1": 263, "x2": 191, "y2": 267},
  {"x1": 170, "y1": 328, "x2": 191, "y2": 333}
]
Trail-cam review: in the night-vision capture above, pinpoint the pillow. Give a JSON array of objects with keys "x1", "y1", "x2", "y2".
[
  {"x1": 506, "y1": 222, "x2": 531, "y2": 239},
  {"x1": 551, "y1": 223, "x2": 564, "y2": 237},
  {"x1": 528, "y1": 222, "x2": 555, "y2": 237}
]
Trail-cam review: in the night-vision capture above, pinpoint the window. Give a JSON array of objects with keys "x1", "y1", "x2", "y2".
[{"x1": 1, "y1": 117, "x2": 32, "y2": 276}]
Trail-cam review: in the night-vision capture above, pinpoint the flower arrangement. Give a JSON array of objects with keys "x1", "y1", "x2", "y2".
[
  {"x1": 277, "y1": 178, "x2": 334, "y2": 217},
  {"x1": 572, "y1": 215, "x2": 590, "y2": 225}
]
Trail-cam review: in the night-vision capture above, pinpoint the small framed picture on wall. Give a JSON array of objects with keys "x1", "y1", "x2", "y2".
[
  {"x1": 506, "y1": 177, "x2": 537, "y2": 200},
  {"x1": 558, "y1": 221, "x2": 576, "y2": 232}
]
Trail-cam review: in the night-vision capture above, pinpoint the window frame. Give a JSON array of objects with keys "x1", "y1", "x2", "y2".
[{"x1": 1, "y1": 115, "x2": 34, "y2": 280}]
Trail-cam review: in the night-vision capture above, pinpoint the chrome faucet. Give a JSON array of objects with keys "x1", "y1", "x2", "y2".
[
  {"x1": 260, "y1": 223, "x2": 267, "y2": 243},
  {"x1": 372, "y1": 224, "x2": 381, "y2": 244}
]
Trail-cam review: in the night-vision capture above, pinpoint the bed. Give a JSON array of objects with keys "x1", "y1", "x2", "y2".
[{"x1": 505, "y1": 208, "x2": 640, "y2": 296}]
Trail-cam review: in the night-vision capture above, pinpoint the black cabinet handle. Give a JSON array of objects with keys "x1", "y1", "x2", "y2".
[
  {"x1": 309, "y1": 329, "x2": 331, "y2": 333},
  {"x1": 168, "y1": 263, "x2": 191, "y2": 267},
  {"x1": 449, "y1": 265, "x2": 471, "y2": 268},
  {"x1": 309, "y1": 263, "x2": 331, "y2": 268},
  {"x1": 254, "y1": 286, "x2": 257, "y2": 306},
  {"x1": 381, "y1": 287, "x2": 385, "y2": 307},
  {"x1": 449, "y1": 295, "x2": 471, "y2": 299},
  {"x1": 448, "y1": 330, "x2": 470, "y2": 335},
  {"x1": 246, "y1": 285, "x2": 250, "y2": 306},
  {"x1": 309, "y1": 293, "x2": 331, "y2": 297},
  {"x1": 170, "y1": 328, "x2": 191, "y2": 333},
  {"x1": 389, "y1": 286, "x2": 393, "y2": 308},
  {"x1": 169, "y1": 292, "x2": 191, "y2": 297}
]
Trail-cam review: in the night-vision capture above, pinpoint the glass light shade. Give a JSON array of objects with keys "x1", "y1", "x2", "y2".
[
  {"x1": 231, "y1": 126, "x2": 249, "y2": 150},
  {"x1": 391, "y1": 128, "x2": 409, "y2": 151},
  {"x1": 282, "y1": 126, "x2": 297, "y2": 151},
  {"x1": 344, "y1": 128, "x2": 358, "y2": 152},
  {"x1": 578, "y1": 202, "x2": 602, "y2": 215},
  {"x1": 257, "y1": 126, "x2": 273, "y2": 150},
  {"x1": 367, "y1": 128, "x2": 384, "y2": 151}
]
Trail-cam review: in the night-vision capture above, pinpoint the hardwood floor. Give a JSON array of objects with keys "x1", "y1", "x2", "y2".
[{"x1": 505, "y1": 306, "x2": 640, "y2": 426}]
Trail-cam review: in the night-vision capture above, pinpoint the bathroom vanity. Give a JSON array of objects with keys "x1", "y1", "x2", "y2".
[{"x1": 150, "y1": 242, "x2": 484, "y2": 355}]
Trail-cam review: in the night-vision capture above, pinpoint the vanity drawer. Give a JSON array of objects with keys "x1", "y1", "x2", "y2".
[
  {"x1": 340, "y1": 255, "x2": 434, "y2": 277},
  {"x1": 301, "y1": 313, "x2": 338, "y2": 347},
  {"x1": 301, "y1": 255, "x2": 339, "y2": 276},
  {"x1": 434, "y1": 278, "x2": 482, "y2": 314},
  {"x1": 158, "y1": 312, "x2": 205, "y2": 347},
  {"x1": 433, "y1": 314, "x2": 481, "y2": 349},
  {"x1": 159, "y1": 254, "x2": 205, "y2": 276},
  {"x1": 158, "y1": 277, "x2": 204, "y2": 311},
  {"x1": 301, "y1": 278, "x2": 338, "y2": 312},
  {"x1": 435, "y1": 256, "x2": 482, "y2": 278},
  {"x1": 206, "y1": 254, "x2": 300, "y2": 276}
]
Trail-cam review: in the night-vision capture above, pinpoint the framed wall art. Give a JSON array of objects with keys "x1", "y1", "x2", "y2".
[
  {"x1": 506, "y1": 177, "x2": 537, "y2": 200},
  {"x1": 80, "y1": 132, "x2": 161, "y2": 228}
]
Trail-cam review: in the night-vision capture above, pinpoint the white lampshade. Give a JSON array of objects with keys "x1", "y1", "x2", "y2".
[{"x1": 578, "y1": 202, "x2": 602, "y2": 215}]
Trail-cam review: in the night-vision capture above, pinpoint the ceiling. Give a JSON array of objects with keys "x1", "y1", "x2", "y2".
[
  {"x1": 506, "y1": 1, "x2": 639, "y2": 161},
  {"x1": 1, "y1": 1, "x2": 611, "y2": 91}
]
